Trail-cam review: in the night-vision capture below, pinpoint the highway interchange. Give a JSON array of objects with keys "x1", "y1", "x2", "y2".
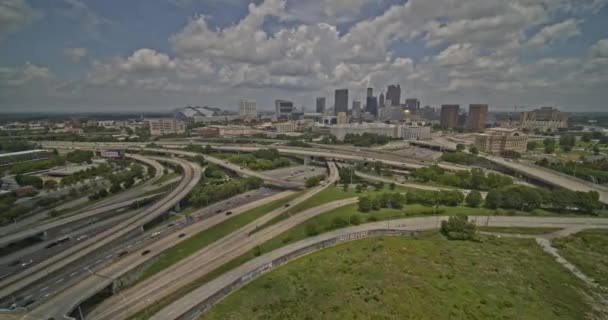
[{"x1": 0, "y1": 140, "x2": 607, "y2": 320}]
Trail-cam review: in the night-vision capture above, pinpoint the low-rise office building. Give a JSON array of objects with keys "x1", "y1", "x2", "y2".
[
  {"x1": 474, "y1": 127, "x2": 528, "y2": 154},
  {"x1": 401, "y1": 124, "x2": 431, "y2": 140},
  {"x1": 147, "y1": 118, "x2": 186, "y2": 136},
  {"x1": 275, "y1": 122, "x2": 298, "y2": 134},
  {"x1": 330, "y1": 123, "x2": 398, "y2": 141}
]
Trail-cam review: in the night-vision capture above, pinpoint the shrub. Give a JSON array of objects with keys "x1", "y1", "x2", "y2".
[{"x1": 441, "y1": 215, "x2": 476, "y2": 240}]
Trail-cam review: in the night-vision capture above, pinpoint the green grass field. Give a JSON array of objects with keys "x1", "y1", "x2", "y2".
[
  {"x1": 202, "y1": 234, "x2": 599, "y2": 320},
  {"x1": 553, "y1": 229, "x2": 608, "y2": 287},
  {"x1": 477, "y1": 226, "x2": 563, "y2": 235},
  {"x1": 137, "y1": 191, "x2": 302, "y2": 282}
]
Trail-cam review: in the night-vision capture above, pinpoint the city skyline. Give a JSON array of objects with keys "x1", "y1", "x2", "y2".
[{"x1": 1, "y1": 0, "x2": 608, "y2": 112}]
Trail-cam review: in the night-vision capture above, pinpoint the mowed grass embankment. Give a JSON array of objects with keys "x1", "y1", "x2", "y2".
[
  {"x1": 202, "y1": 234, "x2": 600, "y2": 320},
  {"x1": 554, "y1": 229, "x2": 608, "y2": 287}
]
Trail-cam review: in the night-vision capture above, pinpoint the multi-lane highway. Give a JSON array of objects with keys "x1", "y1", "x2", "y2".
[
  {"x1": 485, "y1": 155, "x2": 608, "y2": 204},
  {"x1": 7, "y1": 140, "x2": 603, "y2": 320},
  {"x1": 75, "y1": 141, "x2": 607, "y2": 205},
  {"x1": 0, "y1": 156, "x2": 201, "y2": 307},
  {"x1": 152, "y1": 215, "x2": 608, "y2": 320},
  {"x1": 0, "y1": 153, "x2": 165, "y2": 239},
  {"x1": 80, "y1": 162, "x2": 339, "y2": 320},
  {"x1": 23, "y1": 189, "x2": 296, "y2": 319}
]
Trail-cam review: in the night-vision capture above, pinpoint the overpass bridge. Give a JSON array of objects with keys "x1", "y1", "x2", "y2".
[{"x1": 485, "y1": 156, "x2": 608, "y2": 204}]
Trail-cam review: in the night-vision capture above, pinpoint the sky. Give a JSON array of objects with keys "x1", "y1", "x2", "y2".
[{"x1": 0, "y1": 0, "x2": 607, "y2": 113}]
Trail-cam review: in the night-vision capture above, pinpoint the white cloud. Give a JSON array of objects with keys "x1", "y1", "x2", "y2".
[
  {"x1": 0, "y1": 0, "x2": 36, "y2": 38},
  {"x1": 64, "y1": 47, "x2": 88, "y2": 62},
  {"x1": 591, "y1": 39, "x2": 608, "y2": 58},
  {"x1": 0, "y1": 62, "x2": 53, "y2": 86},
  {"x1": 3, "y1": 0, "x2": 608, "y2": 111},
  {"x1": 527, "y1": 19, "x2": 581, "y2": 47}
]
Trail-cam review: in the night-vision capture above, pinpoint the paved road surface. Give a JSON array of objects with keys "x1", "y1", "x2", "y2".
[
  {"x1": 153, "y1": 215, "x2": 608, "y2": 320},
  {"x1": 0, "y1": 157, "x2": 201, "y2": 302},
  {"x1": 84, "y1": 162, "x2": 339, "y2": 320},
  {"x1": 21, "y1": 190, "x2": 295, "y2": 319},
  {"x1": 485, "y1": 155, "x2": 608, "y2": 204},
  {"x1": 0, "y1": 154, "x2": 164, "y2": 237},
  {"x1": 354, "y1": 171, "x2": 488, "y2": 198}
]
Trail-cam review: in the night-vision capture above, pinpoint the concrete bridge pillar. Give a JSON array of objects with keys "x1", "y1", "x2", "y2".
[
  {"x1": 174, "y1": 202, "x2": 181, "y2": 212},
  {"x1": 304, "y1": 156, "x2": 311, "y2": 166}
]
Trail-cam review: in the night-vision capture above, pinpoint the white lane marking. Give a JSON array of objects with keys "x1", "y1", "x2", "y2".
[
  {"x1": 43, "y1": 293, "x2": 51, "y2": 298},
  {"x1": 39, "y1": 287, "x2": 48, "y2": 292},
  {"x1": 95, "y1": 259, "x2": 103, "y2": 264},
  {"x1": 23, "y1": 295, "x2": 32, "y2": 300},
  {"x1": 70, "y1": 271, "x2": 78, "y2": 277},
  {"x1": 126, "y1": 244, "x2": 132, "y2": 248},
  {"x1": 55, "y1": 278, "x2": 64, "y2": 284},
  {"x1": 106, "y1": 255, "x2": 112, "y2": 259}
]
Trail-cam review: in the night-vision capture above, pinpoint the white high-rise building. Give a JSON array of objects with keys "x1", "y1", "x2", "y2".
[{"x1": 239, "y1": 99, "x2": 257, "y2": 120}]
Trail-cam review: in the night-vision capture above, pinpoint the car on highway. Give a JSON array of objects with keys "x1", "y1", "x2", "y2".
[
  {"x1": 151, "y1": 231, "x2": 161, "y2": 238},
  {"x1": 179, "y1": 233, "x2": 186, "y2": 238},
  {"x1": 76, "y1": 234, "x2": 89, "y2": 241},
  {"x1": 141, "y1": 250, "x2": 151, "y2": 256},
  {"x1": 225, "y1": 211, "x2": 233, "y2": 216},
  {"x1": 21, "y1": 259, "x2": 33, "y2": 267},
  {"x1": 117, "y1": 251, "x2": 129, "y2": 258},
  {"x1": 284, "y1": 204, "x2": 291, "y2": 208}
]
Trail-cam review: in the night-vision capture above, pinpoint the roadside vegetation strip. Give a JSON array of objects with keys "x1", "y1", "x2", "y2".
[
  {"x1": 477, "y1": 226, "x2": 563, "y2": 235},
  {"x1": 255, "y1": 185, "x2": 412, "y2": 232},
  {"x1": 202, "y1": 234, "x2": 599, "y2": 320},
  {"x1": 553, "y1": 229, "x2": 608, "y2": 287},
  {"x1": 136, "y1": 191, "x2": 304, "y2": 283},
  {"x1": 128, "y1": 201, "x2": 537, "y2": 318}
]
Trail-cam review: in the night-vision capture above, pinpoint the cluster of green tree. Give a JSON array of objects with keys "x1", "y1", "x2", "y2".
[
  {"x1": 581, "y1": 131, "x2": 608, "y2": 145},
  {"x1": 440, "y1": 152, "x2": 482, "y2": 165},
  {"x1": 338, "y1": 166, "x2": 359, "y2": 184},
  {"x1": 441, "y1": 215, "x2": 476, "y2": 240},
  {"x1": 14, "y1": 174, "x2": 43, "y2": 189},
  {"x1": 500, "y1": 150, "x2": 521, "y2": 159},
  {"x1": 65, "y1": 150, "x2": 94, "y2": 163},
  {"x1": 410, "y1": 166, "x2": 513, "y2": 191},
  {"x1": 0, "y1": 141, "x2": 38, "y2": 153},
  {"x1": 285, "y1": 140, "x2": 311, "y2": 148},
  {"x1": 343, "y1": 133, "x2": 392, "y2": 147},
  {"x1": 485, "y1": 185, "x2": 601, "y2": 214},
  {"x1": 59, "y1": 163, "x2": 114, "y2": 187},
  {"x1": 358, "y1": 192, "x2": 405, "y2": 212},
  {"x1": 88, "y1": 189, "x2": 109, "y2": 201},
  {"x1": 189, "y1": 176, "x2": 263, "y2": 207},
  {"x1": 559, "y1": 135, "x2": 577, "y2": 152},
  {"x1": 184, "y1": 144, "x2": 216, "y2": 154},
  {"x1": 10, "y1": 155, "x2": 66, "y2": 175},
  {"x1": 0, "y1": 195, "x2": 29, "y2": 226},
  {"x1": 305, "y1": 175, "x2": 324, "y2": 188},
  {"x1": 107, "y1": 163, "x2": 146, "y2": 193},
  {"x1": 405, "y1": 189, "x2": 465, "y2": 207},
  {"x1": 224, "y1": 148, "x2": 292, "y2": 171},
  {"x1": 536, "y1": 158, "x2": 608, "y2": 184}
]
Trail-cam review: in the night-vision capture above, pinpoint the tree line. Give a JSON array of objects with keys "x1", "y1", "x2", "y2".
[
  {"x1": 410, "y1": 166, "x2": 513, "y2": 191},
  {"x1": 357, "y1": 185, "x2": 602, "y2": 215}
]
